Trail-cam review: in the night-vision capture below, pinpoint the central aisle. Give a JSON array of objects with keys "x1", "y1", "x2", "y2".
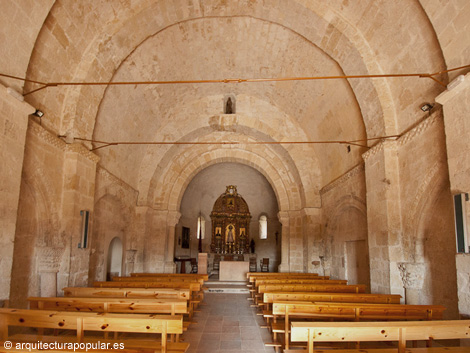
[{"x1": 184, "y1": 292, "x2": 276, "y2": 353}]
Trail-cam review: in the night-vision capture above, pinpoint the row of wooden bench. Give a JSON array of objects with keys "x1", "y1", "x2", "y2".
[
  {"x1": 0, "y1": 273, "x2": 209, "y2": 353},
  {"x1": 245, "y1": 272, "x2": 469, "y2": 352}
]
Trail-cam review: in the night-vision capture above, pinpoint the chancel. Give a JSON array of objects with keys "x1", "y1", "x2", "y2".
[{"x1": 1, "y1": 1, "x2": 470, "y2": 352}]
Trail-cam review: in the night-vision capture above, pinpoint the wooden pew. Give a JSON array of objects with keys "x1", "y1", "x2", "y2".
[
  {"x1": 250, "y1": 279, "x2": 348, "y2": 302},
  {"x1": 247, "y1": 273, "x2": 327, "y2": 284},
  {"x1": 260, "y1": 292, "x2": 402, "y2": 320},
  {"x1": 131, "y1": 273, "x2": 209, "y2": 281},
  {"x1": 93, "y1": 281, "x2": 203, "y2": 302},
  {"x1": 247, "y1": 272, "x2": 319, "y2": 279},
  {"x1": 270, "y1": 301, "x2": 446, "y2": 350},
  {"x1": 63, "y1": 287, "x2": 191, "y2": 300},
  {"x1": 0, "y1": 308, "x2": 188, "y2": 353},
  {"x1": 28, "y1": 297, "x2": 189, "y2": 315},
  {"x1": 113, "y1": 276, "x2": 205, "y2": 286},
  {"x1": 255, "y1": 283, "x2": 366, "y2": 305},
  {"x1": 289, "y1": 320, "x2": 470, "y2": 353}
]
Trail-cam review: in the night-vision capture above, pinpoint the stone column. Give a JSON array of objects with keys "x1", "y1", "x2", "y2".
[
  {"x1": 61, "y1": 143, "x2": 99, "y2": 287},
  {"x1": 0, "y1": 85, "x2": 35, "y2": 302},
  {"x1": 436, "y1": 73, "x2": 470, "y2": 318},
  {"x1": 278, "y1": 211, "x2": 290, "y2": 272},
  {"x1": 363, "y1": 140, "x2": 404, "y2": 294},
  {"x1": 164, "y1": 211, "x2": 181, "y2": 273},
  {"x1": 37, "y1": 247, "x2": 63, "y2": 297},
  {"x1": 143, "y1": 209, "x2": 166, "y2": 273}
]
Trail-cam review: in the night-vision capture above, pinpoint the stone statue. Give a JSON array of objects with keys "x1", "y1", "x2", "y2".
[{"x1": 227, "y1": 225, "x2": 234, "y2": 243}]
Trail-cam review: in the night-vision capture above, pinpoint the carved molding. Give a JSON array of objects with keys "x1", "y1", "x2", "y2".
[
  {"x1": 126, "y1": 249, "x2": 138, "y2": 263},
  {"x1": 320, "y1": 163, "x2": 365, "y2": 195},
  {"x1": 397, "y1": 262, "x2": 425, "y2": 289},
  {"x1": 66, "y1": 143, "x2": 100, "y2": 163},
  {"x1": 37, "y1": 247, "x2": 63, "y2": 273},
  {"x1": 28, "y1": 121, "x2": 66, "y2": 151},
  {"x1": 167, "y1": 211, "x2": 182, "y2": 226},
  {"x1": 397, "y1": 111, "x2": 442, "y2": 147}
]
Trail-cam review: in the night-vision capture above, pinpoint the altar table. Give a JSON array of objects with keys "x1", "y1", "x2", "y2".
[{"x1": 219, "y1": 261, "x2": 249, "y2": 281}]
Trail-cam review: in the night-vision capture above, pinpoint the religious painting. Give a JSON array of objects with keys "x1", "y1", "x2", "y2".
[
  {"x1": 226, "y1": 197, "x2": 235, "y2": 208},
  {"x1": 215, "y1": 227, "x2": 222, "y2": 237},
  {"x1": 182, "y1": 227, "x2": 190, "y2": 249},
  {"x1": 239, "y1": 228, "x2": 246, "y2": 237}
]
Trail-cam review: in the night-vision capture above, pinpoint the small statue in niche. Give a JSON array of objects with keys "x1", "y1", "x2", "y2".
[
  {"x1": 225, "y1": 97, "x2": 233, "y2": 114},
  {"x1": 250, "y1": 239, "x2": 255, "y2": 254}
]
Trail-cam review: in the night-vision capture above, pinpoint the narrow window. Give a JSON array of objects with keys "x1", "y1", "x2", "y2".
[
  {"x1": 197, "y1": 216, "x2": 205, "y2": 239},
  {"x1": 454, "y1": 193, "x2": 469, "y2": 253},
  {"x1": 259, "y1": 215, "x2": 267, "y2": 239}
]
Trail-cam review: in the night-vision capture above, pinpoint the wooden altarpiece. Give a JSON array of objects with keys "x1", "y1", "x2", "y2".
[{"x1": 210, "y1": 185, "x2": 251, "y2": 254}]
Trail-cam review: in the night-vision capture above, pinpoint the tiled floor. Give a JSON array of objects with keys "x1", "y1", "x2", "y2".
[{"x1": 183, "y1": 293, "x2": 276, "y2": 353}]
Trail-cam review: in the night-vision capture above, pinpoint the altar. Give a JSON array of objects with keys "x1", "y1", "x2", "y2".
[{"x1": 219, "y1": 260, "x2": 250, "y2": 281}]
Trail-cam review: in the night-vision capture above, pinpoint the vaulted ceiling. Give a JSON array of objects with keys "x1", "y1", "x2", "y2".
[{"x1": 2, "y1": 0, "x2": 467, "y2": 210}]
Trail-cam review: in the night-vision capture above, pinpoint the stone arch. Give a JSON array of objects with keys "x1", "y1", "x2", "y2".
[
  {"x1": 410, "y1": 172, "x2": 458, "y2": 317},
  {"x1": 89, "y1": 193, "x2": 129, "y2": 282},
  {"x1": 153, "y1": 147, "x2": 302, "y2": 213},
  {"x1": 323, "y1": 195, "x2": 369, "y2": 286},
  {"x1": 106, "y1": 237, "x2": 123, "y2": 280}
]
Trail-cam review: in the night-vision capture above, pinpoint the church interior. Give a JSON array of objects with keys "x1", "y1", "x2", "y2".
[{"x1": 1, "y1": 1, "x2": 470, "y2": 351}]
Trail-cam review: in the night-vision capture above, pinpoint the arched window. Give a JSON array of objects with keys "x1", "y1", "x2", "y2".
[
  {"x1": 197, "y1": 216, "x2": 205, "y2": 239},
  {"x1": 259, "y1": 215, "x2": 267, "y2": 239}
]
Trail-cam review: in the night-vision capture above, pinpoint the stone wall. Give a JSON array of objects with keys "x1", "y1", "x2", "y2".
[{"x1": 0, "y1": 85, "x2": 34, "y2": 304}]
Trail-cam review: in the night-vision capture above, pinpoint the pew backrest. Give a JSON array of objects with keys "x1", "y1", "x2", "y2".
[
  {"x1": 28, "y1": 297, "x2": 188, "y2": 315},
  {"x1": 258, "y1": 283, "x2": 365, "y2": 294},
  {"x1": 93, "y1": 281, "x2": 201, "y2": 292},
  {"x1": 131, "y1": 273, "x2": 208, "y2": 281},
  {"x1": 290, "y1": 320, "x2": 470, "y2": 353},
  {"x1": 255, "y1": 279, "x2": 347, "y2": 287},
  {"x1": 113, "y1": 276, "x2": 204, "y2": 285},
  {"x1": 63, "y1": 287, "x2": 191, "y2": 300},
  {"x1": 264, "y1": 292, "x2": 401, "y2": 305}
]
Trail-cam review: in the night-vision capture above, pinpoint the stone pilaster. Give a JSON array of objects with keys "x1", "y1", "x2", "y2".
[
  {"x1": 436, "y1": 73, "x2": 470, "y2": 318},
  {"x1": 363, "y1": 140, "x2": 404, "y2": 294},
  {"x1": 277, "y1": 211, "x2": 290, "y2": 272},
  {"x1": 61, "y1": 143, "x2": 99, "y2": 287},
  {"x1": 436, "y1": 72, "x2": 470, "y2": 194},
  {"x1": 164, "y1": 211, "x2": 181, "y2": 273},
  {"x1": 0, "y1": 85, "x2": 35, "y2": 301},
  {"x1": 301, "y1": 208, "x2": 322, "y2": 273},
  {"x1": 397, "y1": 262, "x2": 425, "y2": 304}
]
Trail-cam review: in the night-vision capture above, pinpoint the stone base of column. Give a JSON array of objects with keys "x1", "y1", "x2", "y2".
[
  {"x1": 278, "y1": 263, "x2": 290, "y2": 273},
  {"x1": 164, "y1": 262, "x2": 177, "y2": 273},
  {"x1": 39, "y1": 271, "x2": 58, "y2": 297}
]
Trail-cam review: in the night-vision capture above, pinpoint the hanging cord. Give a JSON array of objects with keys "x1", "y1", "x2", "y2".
[{"x1": 1, "y1": 64, "x2": 469, "y2": 96}]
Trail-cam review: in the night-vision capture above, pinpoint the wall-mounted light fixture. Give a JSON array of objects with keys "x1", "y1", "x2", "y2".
[
  {"x1": 420, "y1": 103, "x2": 434, "y2": 112},
  {"x1": 32, "y1": 109, "x2": 44, "y2": 118}
]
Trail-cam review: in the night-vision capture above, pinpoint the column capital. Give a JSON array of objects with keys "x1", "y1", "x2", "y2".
[
  {"x1": 435, "y1": 72, "x2": 470, "y2": 105},
  {"x1": 277, "y1": 211, "x2": 290, "y2": 225},
  {"x1": 167, "y1": 210, "x2": 181, "y2": 226}
]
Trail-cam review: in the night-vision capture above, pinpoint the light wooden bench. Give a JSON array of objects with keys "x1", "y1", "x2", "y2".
[
  {"x1": 0, "y1": 308, "x2": 188, "y2": 353},
  {"x1": 259, "y1": 292, "x2": 402, "y2": 322},
  {"x1": 269, "y1": 301, "x2": 446, "y2": 350},
  {"x1": 63, "y1": 287, "x2": 191, "y2": 300},
  {"x1": 247, "y1": 272, "x2": 320, "y2": 279},
  {"x1": 131, "y1": 273, "x2": 209, "y2": 281},
  {"x1": 250, "y1": 279, "x2": 349, "y2": 302},
  {"x1": 93, "y1": 281, "x2": 203, "y2": 302},
  {"x1": 255, "y1": 283, "x2": 366, "y2": 305},
  {"x1": 288, "y1": 320, "x2": 470, "y2": 353},
  {"x1": 113, "y1": 277, "x2": 205, "y2": 286},
  {"x1": 28, "y1": 297, "x2": 189, "y2": 316}
]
